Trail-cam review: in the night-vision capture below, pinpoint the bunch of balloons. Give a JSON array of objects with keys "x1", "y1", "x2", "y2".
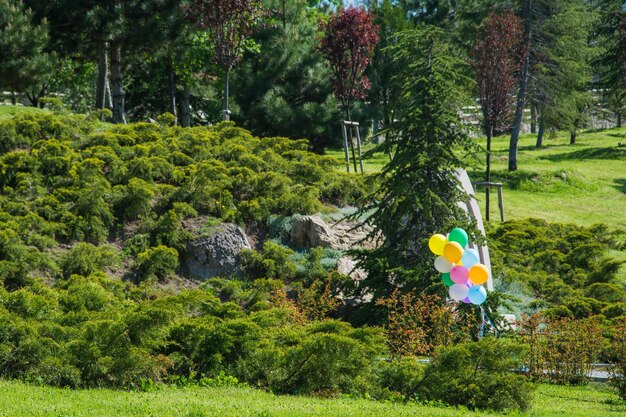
[{"x1": 428, "y1": 228, "x2": 489, "y2": 305}]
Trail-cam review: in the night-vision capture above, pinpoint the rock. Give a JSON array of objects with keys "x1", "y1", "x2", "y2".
[
  {"x1": 330, "y1": 221, "x2": 378, "y2": 251},
  {"x1": 289, "y1": 215, "x2": 338, "y2": 248},
  {"x1": 336, "y1": 256, "x2": 367, "y2": 282},
  {"x1": 288, "y1": 214, "x2": 380, "y2": 251},
  {"x1": 183, "y1": 223, "x2": 251, "y2": 279}
]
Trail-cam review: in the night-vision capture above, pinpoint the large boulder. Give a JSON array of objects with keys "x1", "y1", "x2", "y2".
[
  {"x1": 183, "y1": 223, "x2": 251, "y2": 279},
  {"x1": 289, "y1": 215, "x2": 338, "y2": 248}
]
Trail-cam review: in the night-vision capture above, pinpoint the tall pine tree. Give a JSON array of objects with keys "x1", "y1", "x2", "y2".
[
  {"x1": 593, "y1": 0, "x2": 626, "y2": 127},
  {"x1": 0, "y1": 0, "x2": 51, "y2": 96},
  {"x1": 529, "y1": 0, "x2": 596, "y2": 147}
]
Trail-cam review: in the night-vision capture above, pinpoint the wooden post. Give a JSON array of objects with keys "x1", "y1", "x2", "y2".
[
  {"x1": 342, "y1": 120, "x2": 364, "y2": 174},
  {"x1": 355, "y1": 122, "x2": 364, "y2": 174},
  {"x1": 497, "y1": 185, "x2": 505, "y2": 222},
  {"x1": 341, "y1": 122, "x2": 350, "y2": 172}
]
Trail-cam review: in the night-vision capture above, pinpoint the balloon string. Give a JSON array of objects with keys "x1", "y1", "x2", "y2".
[{"x1": 478, "y1": 306, "x2": 499, "y2": 339}]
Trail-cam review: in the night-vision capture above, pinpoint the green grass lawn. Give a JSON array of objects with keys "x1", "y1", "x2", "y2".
[
  {"x1": 0, "y1": 379, "x2": 624, "y2": 417},
  {"x1": 474, "y1": 128, "x2": 626, "y2": 230},
  {"x1": 328, "y1": 127, "x2": 626, "y2": 229}
]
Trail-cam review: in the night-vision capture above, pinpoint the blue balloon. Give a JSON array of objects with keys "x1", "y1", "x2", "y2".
[
  {"x1": 461, "y1": 248, "x2": 480, "y2": 269},
  {"x1": 468, "y1": 285, "x2": 487, "y2": 305}
]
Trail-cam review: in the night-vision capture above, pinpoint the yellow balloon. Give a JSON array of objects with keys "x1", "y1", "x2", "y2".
[
  {"x1": 469, "y1": 264, "x2": 489, "y2": 285},
  {"x1": 428, "y1": 234, "x2": 447, "y2": 255},
  {"x1": 443, "y1": 241, "x2": 463, "y2": 264}
]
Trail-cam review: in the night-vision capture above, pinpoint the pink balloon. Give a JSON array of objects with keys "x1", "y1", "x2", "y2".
[{"x1": 450, "y1": 265, "x2": 469, "y2": 284}]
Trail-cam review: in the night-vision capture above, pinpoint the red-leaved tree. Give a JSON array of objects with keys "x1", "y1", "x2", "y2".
[
  {"x1": 320, "y1": 6, "x2": 379, "y2": 121},
  {"x1": 185, "y1": 0, "x2": 264, "y2": 121},
  {"x1": 472, "y1": 12, "x2": 524, "y2": 221}
]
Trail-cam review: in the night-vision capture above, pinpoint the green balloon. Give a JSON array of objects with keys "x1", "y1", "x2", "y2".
[
  {"x1": 448, "y1": 228, "x2": 469, "y2": 248},
  {"x1": 441, "y1": 273, "x2": 454, "y2": 287}
]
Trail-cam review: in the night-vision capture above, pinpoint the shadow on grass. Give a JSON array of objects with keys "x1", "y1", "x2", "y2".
[
  {"x1": 614, "y1": 179, "x2": 626, "y2": 194},
  {"x1": 540, "y1": 147, "x2": 626, "y2": 162},
  {"x1": 517, "y1": 143, "x2": 574, "y2": 152},
  {"x1": 607, "y1": 132, "x2": 626, "y2": 139},
  {"x1": 468, "y1": 169, "x2": 539, "y2": 190}
]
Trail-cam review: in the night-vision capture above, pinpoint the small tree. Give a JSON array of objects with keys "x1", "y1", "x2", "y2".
[
  {"x1": 472, "y1": 12, "x2": 524, "y2": 221},
  {"x1": 319, "y1": 6, "x2": 379, "y2": 121},
  {"x1": 185, "y1": 0, "x2": 264, "y2": 121}
]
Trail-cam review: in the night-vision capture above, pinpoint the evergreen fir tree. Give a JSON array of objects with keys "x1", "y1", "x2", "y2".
[
  {"x1": 593, "y1": 0, "x2": 626, "y2": 127},
  {"x1": 529, "y1": 0, "x2": 596, "y2": 147},
  {"x1": 351, "y1": 27, "x2": 477, "y2": 321},
  {"x1": 0, "y1": 0, "x2": 51, "y2": 94},
  {"x1": 232, "y1": 0, "x2": 339, "y2": 151}
]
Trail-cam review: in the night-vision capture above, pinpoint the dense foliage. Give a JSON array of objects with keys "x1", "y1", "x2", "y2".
[
  {"x1": 414, "y1": 338, "x2": 535, "y2": 411},
  {"x1": 0, "y1": 110, "x2": 369, "y2": 287},
  {"x1": 489, "y1": 219, "x2": 626, "y2": 318},
  {"x1": 3, "y1": 1, "x2": 619, "y2": 152}
]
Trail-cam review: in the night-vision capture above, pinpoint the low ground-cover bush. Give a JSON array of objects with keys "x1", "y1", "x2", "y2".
[
  {"x1": 413, "y1": 338, "x2": 535, "y2": 411},
  {"x1": 0, "y1": 111, "x2": 373, "y2": 284},
  {"x1": 489, "y1": 219, "x2": 625, "y2": 317}
]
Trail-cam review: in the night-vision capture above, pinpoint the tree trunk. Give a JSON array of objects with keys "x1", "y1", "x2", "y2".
[
  {"x1": 570, "y1": 130, "x2": 576, "y2": 145},
  {"x1": 536, "y1": 115, "x2": 544, "y2": 148},
  {"x1": 110, "y1": 42, "x2": 126, "y2": 124},
  {"x1": 485, "y1": 127, "x2": 493, "y2": 222},
  {"x1": 223, "y1": 69, "x2": 230, "y2": 121},
  {"x1": 509, "y1": 0, "x2": 532, "y2": 172},
  {"x1": 530, "y1": 103, "x2": 537, "y2": 133},
  {"x1": 181, "y1": 84, "x2": 191, "y2": 127},
  {"x1": 167, "y1": 57, "x2": 177, "y2": 124},
  {"x1": 26, "y1": 92, "x2": 38, "y2": 107},
  {"x1": 96, "y1": 44, "x2": 108, "y2": 109},
  {"x1": 617, "y1": 112, "x2": 622, "y2": 128}
]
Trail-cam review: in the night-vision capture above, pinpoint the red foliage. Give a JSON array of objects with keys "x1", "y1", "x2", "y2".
[
  {"x1": 472, "y1": 12, "x2": 525, "y2": 134},
  {"x1": 320, "y1": 6, "x2": 379, "y2": 119},
  {"x1": 185, "y1": 0, "x2": 264, "y2": 70}
]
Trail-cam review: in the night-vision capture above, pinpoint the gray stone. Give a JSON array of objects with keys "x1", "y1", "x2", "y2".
[
  {"x1": 336, "y1": 256, "x2": 367, "y2": 282},
  {"x1": 289, "y1": 215, "x2": 337, "y2": 248},
  {"x1": 183, "y1": 223, "x2": 251, "y2": 279},
  {"x1": 330, "y1": 221, "x2": 379, "y2": 250}
]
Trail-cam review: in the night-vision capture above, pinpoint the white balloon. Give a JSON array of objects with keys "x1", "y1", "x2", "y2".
[
  {"x1": 449, "y1": 284, "x2": 469, "y2": 301},
  {"x1": 434, "y1": 256, "x2": 453, "y2": 273}
]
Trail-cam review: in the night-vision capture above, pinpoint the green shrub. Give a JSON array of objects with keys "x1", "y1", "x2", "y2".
[
  {"x1": 370, "y1": 357, "x2": 426, "y2": 401},
  {"x1": 489, "y1": 219, "x2": 625, "y2": 317},
  {"x1": 240, "y1": 241, "x2": 297, "y2": 280},
  {"x1": 60, "y1": 243, "x2": 120, "y2": 277},
  {"x1": 135, "y1": 245, "x2": 179, "y2": 282},
  {"x1": 414, "y1": 338, "x2": 534, "y2": 411},
  {"x1": 608, "y1": 318, "x2": 626, "y2": 400},
  {"x1": 237, "y1": 320, "x2": 385, "y2": 396}
]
